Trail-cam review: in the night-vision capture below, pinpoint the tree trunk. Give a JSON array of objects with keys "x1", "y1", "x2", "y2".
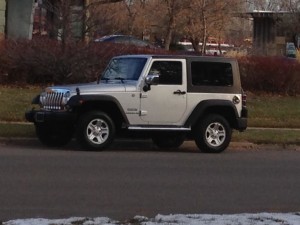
[
  {"x1": 164, "y1": 18, "x2": 174, "y2": 50},
  {"x1": 190, "y1": 37, "x2": 200, "y2": 52},
  {"x1": 164, "y1": 0, "x2": 176, "y2": 50},
  {"x1": 200, "y1": 0, "x2": 207, "y2": 56}
]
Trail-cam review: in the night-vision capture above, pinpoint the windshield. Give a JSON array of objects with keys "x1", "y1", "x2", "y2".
[{"x1": 101, "y1": 58, "x2": 147, "y2": 82}]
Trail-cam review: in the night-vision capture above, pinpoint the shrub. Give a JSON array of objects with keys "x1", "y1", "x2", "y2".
[
  {"x1": 0, "y1": 38, "x2": 167, "y2": 85},
  {"x1": 238, "y1": 56, "x2": 300, "y2": 96},
  {"x1": 1, "y1": 39, "x2": 299, "y2": 96}
]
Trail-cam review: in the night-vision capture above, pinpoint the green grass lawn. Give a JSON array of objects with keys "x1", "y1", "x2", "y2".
[
  {"x1": 0, "y1": 86, "x2": 41, "y2": 122},
  {"x1": 232, "y1": 129, "x2": 300, "y2": 145},
  {"x1": 247, "y1": 94, "x2": 300, "y2": 128},
  {"x1": 0, "y1": 123, "x2": 36, "y2": 137},
  {"x1": 0, "y1": 86, "x2": 299, "y2": 145}
]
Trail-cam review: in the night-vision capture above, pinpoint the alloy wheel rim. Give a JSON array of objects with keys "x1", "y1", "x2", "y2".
[
  {"x1": 86, "y1": 118, "x2": 109, "y2": 144},
  {"x1": 205, "y1": 122, "x2": 226, "y2": 147}
]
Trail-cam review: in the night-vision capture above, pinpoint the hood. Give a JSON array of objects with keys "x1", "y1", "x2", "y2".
[{"x1": 48, "y1": 81, "x2": 138, "y2": 95}]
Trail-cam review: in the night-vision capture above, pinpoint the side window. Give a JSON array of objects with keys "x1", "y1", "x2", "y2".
[
  {"x1": 191, "y1": 62, "x2": 233, "y2": 86},
  {"x1": 115, "y1": 36, "x2": 130, "y2": 44},
  {"x1": 149, "y1": 61, "x2": 182, "y2": 85}
]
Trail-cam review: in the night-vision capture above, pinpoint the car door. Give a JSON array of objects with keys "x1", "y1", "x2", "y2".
[{"x1": 140, "y1": 59, "x2": 187, "y2": 124}]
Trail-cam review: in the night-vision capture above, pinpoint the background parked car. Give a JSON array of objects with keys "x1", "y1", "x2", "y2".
[
  {"x1": 286, "y1": 42, "x2": 297, "y2": 58},
  {"x1": 94, "y1": 35, "x2": 156, "y2": 48}
]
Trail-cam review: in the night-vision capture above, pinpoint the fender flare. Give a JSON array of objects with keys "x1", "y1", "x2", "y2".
[
  {"x1": 184, "y1": 99, "x2": 239, "y2": 127},
  {"x1": 67, "y1": 95, "x2": 129, "y2": 124}
]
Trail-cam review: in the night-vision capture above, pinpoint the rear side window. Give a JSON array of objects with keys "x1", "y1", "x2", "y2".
[{"x1": 191, "y1": 62, "x2": 233, "y2": 86}]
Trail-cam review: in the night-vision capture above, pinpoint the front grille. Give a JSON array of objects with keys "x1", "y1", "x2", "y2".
[{"x1": 40, "y1": 89, "x2": 70, "y2": 110}]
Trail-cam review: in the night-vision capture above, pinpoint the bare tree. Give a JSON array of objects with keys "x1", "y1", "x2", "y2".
[
  {"x1": 86, "y1": 0, "x2": 149, "y2": 38},
  {"x1": 183, "y1": 0, "x2": 241, "y2": 54},
  {"x1": 161, "y1": 0, "x2": 187, "y2": 50},
  {"x1": 245, "y1": 0, "x2": 300, "y2": 11},
  {"x1": 32, "y1": 0, "x2": 254, "y2": 53},
  {"x1": 34, "y1": 0, "x2": 124, "y2": 42}
]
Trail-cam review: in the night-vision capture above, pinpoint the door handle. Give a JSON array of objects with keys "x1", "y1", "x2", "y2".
[{"x1": 173, "y1": 90, "x2": 186, "y2": 95}]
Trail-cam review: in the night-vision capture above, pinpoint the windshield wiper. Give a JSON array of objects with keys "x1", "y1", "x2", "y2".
[
  {"x1": 101, "y1": 77, "x2": 110, "y2": 83},
  {"x1": 115, "y1": 77, "x2": 125, "y2": 83}
]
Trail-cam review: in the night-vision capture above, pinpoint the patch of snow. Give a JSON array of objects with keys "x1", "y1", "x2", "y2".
[
  {"x1": 3, "y1": 217, "x2": 115, "y2": 225},
  {"x1": 141, "y1": 213, "x2": 300, "y2": 225},
  {"x1": 3, "y1": 213, "x2": 300, "y2": 225}
]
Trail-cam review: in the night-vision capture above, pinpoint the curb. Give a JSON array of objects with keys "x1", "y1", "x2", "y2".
[
  {"x1": 1, "y1": 122, "x2": 300, "y2": 131},
  {"x1": 0, "y1": 137, "x2": 299, "y2": 152},
  {"x1": 247, "y1": 127, "x2": 300, "y2": 131}
]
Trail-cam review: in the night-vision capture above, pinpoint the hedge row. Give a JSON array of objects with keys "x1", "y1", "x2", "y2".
[
  {"x1": 0, "y1": 38, "x2": 166, "y2": 85},
  {"x1": 0, "y1": 39, "x2": 299, "y2": 95},
  {"x1": 238, "y1": 56, "x2": 300, "y2": 96}
]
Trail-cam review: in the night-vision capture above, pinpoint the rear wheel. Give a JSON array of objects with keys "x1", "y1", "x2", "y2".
[
  {"x1": 152, "y1": 133, "x2": 186, "y2": 149},
  {"x1": 194, "y1": 114, "x2": 231, "y2": 153},
  {"x1": 76, "y1": 111, "x2": 115, "y2": 151}
]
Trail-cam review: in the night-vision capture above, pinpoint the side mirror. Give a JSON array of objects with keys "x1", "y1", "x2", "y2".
[
  {"x1": 143, "y1": 74, "x2": 159, "y2": 92},
  {"x1": 145, "y1": 74, "x2": 159, "y2": 85}
]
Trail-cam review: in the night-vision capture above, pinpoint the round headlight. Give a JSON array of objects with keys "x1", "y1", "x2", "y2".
[
  {"x1": 64, "y1": 91, "x2": 71, "y2": 98},
  {"x1": 39, "y1": 92, "x2": 47, "y2": 105},
  {"x1": 62, "y1": 91, "x2": 71, "y2": 105}
]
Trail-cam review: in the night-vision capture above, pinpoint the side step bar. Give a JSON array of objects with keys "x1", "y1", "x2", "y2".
[{"x1": 128, "y1": 126, "x2": 191, "y2": 131}]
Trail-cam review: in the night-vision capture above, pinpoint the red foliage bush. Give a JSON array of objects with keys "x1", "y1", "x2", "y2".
[
  {"x1": 0, "y1": 39, "x2": 299, "y2": 96},
  {"x1": 238, "y1": 56, "x2": 300, "y2": 96},
  {"x1": 0, "y1": 38, "x2": 167, "y2": 85}
]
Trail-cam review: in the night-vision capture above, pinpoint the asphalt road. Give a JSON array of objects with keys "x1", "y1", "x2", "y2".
[{"x1": 0, "y1": 139, "x2": 300, "y2": 222}]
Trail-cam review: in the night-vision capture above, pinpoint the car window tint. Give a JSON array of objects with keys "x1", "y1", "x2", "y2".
[
  {"x1": 191, "y1": 62, "x2": 233, "y2": 86},
  {"x1": 114, "y1": 36, "x2": 131, "y2": 44},
  {"x1": 131, "y1": 38, "x2": 149, "y2": 47},
  {"x1": 149, "y1": 61, "x2": 182, "y2": 85},
  {"x1": 102, "y1": 58, "x2": 147, "y2": 81}
]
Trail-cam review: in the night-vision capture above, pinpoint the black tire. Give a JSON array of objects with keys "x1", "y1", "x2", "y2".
[
  {"x1": 76, "y1": 111, "x2": 115, "y2": 151},
  {"x1": 35, "y1": 123, "x2": 74, "y2": 147},
  {"x1": 152, "y1": 133, "x2": 186, "y2": 149},
  {"x1": 194, "y1": 114, "x2": 232, "y2": 153}
]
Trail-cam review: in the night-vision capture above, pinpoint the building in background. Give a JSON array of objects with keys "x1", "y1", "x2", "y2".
[
  {"x1": 6, "y1": 0, "x2": 35, "y2": 39},
  {"x1": 33, "y1": 0, "x2": 85, "y2": 40},
  {"x1": 0, "y1": 0, "x2": 85, "y2": 40},
  {"x1": 0, "y1": 0, "x2": 35, "y2": 40},
  {"x1": 246, "y1": 11, "x2": 300, "y2": 56}
]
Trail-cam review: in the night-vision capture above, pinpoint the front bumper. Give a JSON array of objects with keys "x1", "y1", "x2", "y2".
[{"x1": 25, "y1": 110, "x2": 77, "y2": 124}]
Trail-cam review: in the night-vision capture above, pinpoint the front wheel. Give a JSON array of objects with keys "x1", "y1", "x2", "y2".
[
  {"x1": 76, "y1": 111, "x2": 115, "y2": 151},
  {"x1": 194, "y1": 114, "x2": 232, "y2": 153}
]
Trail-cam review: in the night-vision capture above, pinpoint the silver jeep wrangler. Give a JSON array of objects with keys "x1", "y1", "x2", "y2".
[{"x1": 26, "y1": 55, "x2": 247, "y2": 153}]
